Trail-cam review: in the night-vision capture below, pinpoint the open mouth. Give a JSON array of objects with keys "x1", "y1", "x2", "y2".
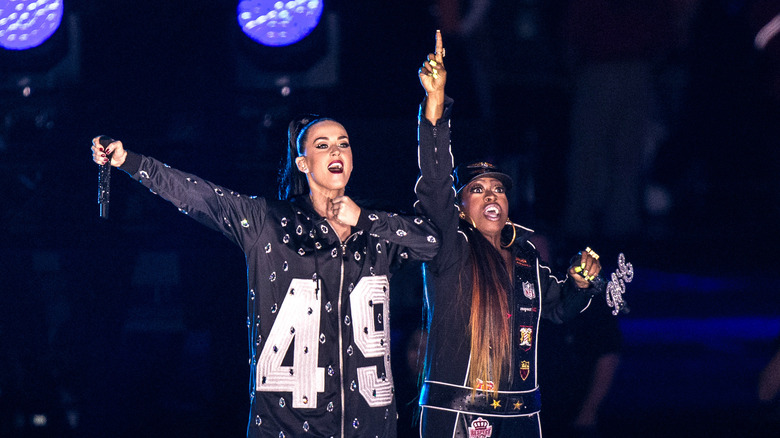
[
  {"x1": 328, "y1": 161, "x2": 344, "y2": 173},
  {"x1": 483, "y1": 204, "x2": 502, "y2": 221}
]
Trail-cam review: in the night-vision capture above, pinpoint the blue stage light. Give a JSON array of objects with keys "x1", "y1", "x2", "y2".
[
  {"x1": 237, "y1": 0, "x2": 323, "y2": 47},
  {"x1": 0, "y1": 0, "x2": 64, "y2": 51}
]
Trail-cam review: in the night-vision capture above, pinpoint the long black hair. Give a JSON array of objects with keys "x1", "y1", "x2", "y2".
[
  {"x1": 277, "y1": 114, "x2": 336, "y2": 200},
  {"x1": 457, "y1": 218, "x2": 513, "y2": 394}
]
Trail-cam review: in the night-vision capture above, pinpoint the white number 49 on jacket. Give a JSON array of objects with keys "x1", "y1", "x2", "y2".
[{"x1": 255, "y1": 276, "x2": 394, "y2": 408}]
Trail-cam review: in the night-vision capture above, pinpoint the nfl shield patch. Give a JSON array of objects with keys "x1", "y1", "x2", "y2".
[{"x1": 523, "y1": 281, "x2": 535, "y2": 300}]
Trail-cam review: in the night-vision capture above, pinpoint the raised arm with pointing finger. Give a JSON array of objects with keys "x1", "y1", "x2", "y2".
[{"x1": 413, "y1": 30, "x2": 604, "y2": 438}]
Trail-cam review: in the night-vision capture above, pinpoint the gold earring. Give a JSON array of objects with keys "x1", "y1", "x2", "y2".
[
  {"x1": 501, "y1": 219, "x2": 517, "y2": 249},
  {"x1": 458, "y1": 210, "x2": 477, "y2": 228}
]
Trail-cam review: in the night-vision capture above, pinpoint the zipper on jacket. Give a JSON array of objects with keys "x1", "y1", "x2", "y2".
[
  {"x1": 507, "y1": 261, "x2": 515, "y2": 385},
  {"x1": 337, "y1": 236, "x2": 347, "y2": 437},
  {"x1": 337, "y1": 256, "x2": 346, "y2": 437},
  {"x1": 334, "y1": 227, "x2": 359, "y2": 436},
  {"x1": 432, "y1": 126, "x2": 439, "y2": 165}
]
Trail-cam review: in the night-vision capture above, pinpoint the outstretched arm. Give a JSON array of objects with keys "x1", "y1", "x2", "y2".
[
  {"x1": 90, "y1": 136, "x2": 267, "y2": 252},
  {"x1": 415, "y1": 31, "x2": 461, "y2": 272}
]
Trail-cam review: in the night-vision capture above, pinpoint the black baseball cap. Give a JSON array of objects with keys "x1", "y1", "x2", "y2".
[{"x1": 453, "y1": 161, "x2": 513, "y2": 194}]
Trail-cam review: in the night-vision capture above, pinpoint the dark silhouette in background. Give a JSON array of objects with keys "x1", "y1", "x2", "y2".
[
  {"x1": 757, "y1": 333, "x2": 780, "y2": 430},
  {"x1": 560, "y1": 0, "x2": 675, "y2": 244},
  {"x1": 538, "y1": 291, "x2": 622, "y2": 438},
  {"x1": 432, "y1": 0, "x2": 497, "y2": 124}
]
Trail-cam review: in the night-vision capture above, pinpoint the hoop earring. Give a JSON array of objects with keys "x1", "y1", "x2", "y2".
[
  {"x1": 459, "y1": 210, "x2": 477, "y2": 229},
  {"x1": 501, "y1": 219, "x2": 517, "y2": 249}
]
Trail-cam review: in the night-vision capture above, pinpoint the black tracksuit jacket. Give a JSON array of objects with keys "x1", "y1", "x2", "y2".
[
  {"x1": 414, "y1": 99, "x2": 597, "y2": 437},
  {"x1": 119, "y1": 151, "x2": 440, "y2": 437}
]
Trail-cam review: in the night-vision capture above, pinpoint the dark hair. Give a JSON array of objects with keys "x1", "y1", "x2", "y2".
[
  {"x1": 458, "y1": 219, "x2": 512, "y2": 395},
  {"x1": 277, "y1": 114, "x2": 335, "y2": 200}
]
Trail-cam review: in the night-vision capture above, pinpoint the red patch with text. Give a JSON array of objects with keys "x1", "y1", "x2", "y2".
[{"x1": 475, "y1": 379, "x2": 495, "y2": 392}]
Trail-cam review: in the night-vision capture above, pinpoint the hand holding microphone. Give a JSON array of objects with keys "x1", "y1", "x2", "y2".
[
  {"x1": 569, "y1": 247, "x2": 603, "y2": 290},
  {"x1": 92, "y1": 135, "x2": 126, "y2": 219}
]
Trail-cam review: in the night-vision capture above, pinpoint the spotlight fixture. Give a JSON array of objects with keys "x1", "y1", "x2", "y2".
[
  {"x1": 0, "y1": 0, "x2": 63, "y2": 51},
  {"x1": 233, "y1": 0, "x2": 338, "y2": 90},
  {"x1": 237, "y1": 0, "x2": 323, "y2": 47}
]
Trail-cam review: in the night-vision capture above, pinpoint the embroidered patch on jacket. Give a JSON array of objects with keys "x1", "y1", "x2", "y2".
[
  {"x1": 520, "y1": 360, "x2": 530, "y2": 381},
  {"x1": 518, "y1": 326, "x2": 533, "y2": 351},
  {"x1": 468, "y1": 417, "x2": 493, "y2": 438},
  {"x1": 522, "y1": 281, "x2": 535, "y2": 300},
  {"x1": 515, "y1": 257, "x2": 531, "y2": 267},
  {"x1": 476, "y1": 379, "x2": 495, "y2": 392}
]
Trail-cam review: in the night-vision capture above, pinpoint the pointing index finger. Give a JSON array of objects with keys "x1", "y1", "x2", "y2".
[{"x1": 435, "y1": 30, "x2": 444, "y2": 63}]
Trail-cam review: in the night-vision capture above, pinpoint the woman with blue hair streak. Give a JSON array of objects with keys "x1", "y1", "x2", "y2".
[{"x1": 91, "y1": 115, "x2": 440, "y2": 437}]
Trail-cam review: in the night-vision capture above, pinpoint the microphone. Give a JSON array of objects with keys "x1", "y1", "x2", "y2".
[
  {"x1": 97, "y1": 135, "x2": 114, "y2": 219},
  {"x1": 589, "y1": 274, "x2": 607, "y2": 295}
]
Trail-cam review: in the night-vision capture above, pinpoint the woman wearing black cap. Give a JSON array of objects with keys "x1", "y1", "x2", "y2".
[{"x1": 413, "y1": 31, "x2": 604, "y2": 437}]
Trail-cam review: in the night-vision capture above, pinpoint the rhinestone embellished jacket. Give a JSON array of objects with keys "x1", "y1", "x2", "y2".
[{"x1": 118, "y1": 151, "x2": 440, "y2": 438}]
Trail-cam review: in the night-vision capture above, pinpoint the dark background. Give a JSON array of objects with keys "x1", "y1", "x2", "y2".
[{"x1": 2, "y1": 1, "x2": 779, "y2": 437}]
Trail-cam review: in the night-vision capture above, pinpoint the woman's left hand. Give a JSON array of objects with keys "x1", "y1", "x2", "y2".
[
  {"x1": 418, "y1": 30, "x2": 447, "y2": 98},
  {"x1": 568, "y1": 248, "x2": 602, "y2": 289}
]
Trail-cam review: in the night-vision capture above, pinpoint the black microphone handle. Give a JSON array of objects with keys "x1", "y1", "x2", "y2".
[
  {"x1": 98, "y1": 136, "x2": 114, "y2": 219},
  {"x1": 590, "y1": 274, "x2": 607, "y2": 295}
]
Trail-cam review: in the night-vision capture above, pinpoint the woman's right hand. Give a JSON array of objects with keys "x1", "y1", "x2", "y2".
[{"x1": 91, "y1": 136, "x2": 127, "y2": 167}]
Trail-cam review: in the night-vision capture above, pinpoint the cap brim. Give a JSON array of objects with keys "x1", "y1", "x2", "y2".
[{"x1": 456, "y1": 172, "x2": 513, "y2": 194}]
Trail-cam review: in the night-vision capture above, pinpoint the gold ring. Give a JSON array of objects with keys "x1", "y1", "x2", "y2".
[
  {"x1": 429, "y1": 59, "x2": 438, "y2": 67},
  {"x1": 431, "y1": 70, "x2": 439, "y2": 79},
  {"x1": 585, "y1": 247, "x2": 600, "y2": 260}
]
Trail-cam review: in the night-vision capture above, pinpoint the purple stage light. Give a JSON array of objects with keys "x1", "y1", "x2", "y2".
[
  {"x1": 0, "y1": 0, "x2": 63, "y2": 51},
  {"x1": 237, "y1": 0, "x2": 323, "y2": 47}
]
